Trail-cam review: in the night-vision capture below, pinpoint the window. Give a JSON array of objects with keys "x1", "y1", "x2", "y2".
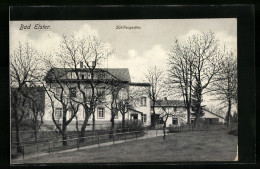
[
  {"x1": 68, "y1": 108, "x2": 74, "y2": 119},
  {"x1": 97, "y1": 107, "x2": 105, "y2": 118},
  {"x1": 97, "y1": 87, "x2": 105, "y2": 96},
  {"x1": 71, "y1": 72, "x2": 77, "y2": 79},
  {"x1": 81, "y1": 74, "x2": 84, "y2": 79},
  {"x1": 56, "y1": 87, "x2": 62, "y2": 97},
  {"x1": 55, "y1": 108, "x2": 62, "y2": 119},
  {"x1": 141, "y1": 114, "x2": 147, "y2": 123},
  {"x1": 141, "y1": 97, "x2": 147, "y2": 106},
  {"x1": 69, "y1": 87, "x2": 77, "y2": 97},
  {"x1": 87, "y1": 72, "x2": 91, "y2": 79},
  {"x1": 172, "y1": 118, "x2": 178, "y2": 125}
]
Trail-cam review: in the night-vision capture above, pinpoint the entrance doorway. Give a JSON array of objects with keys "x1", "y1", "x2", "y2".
[{"x1": 131, "y1": 114, "x2": 138, "y2": 120}]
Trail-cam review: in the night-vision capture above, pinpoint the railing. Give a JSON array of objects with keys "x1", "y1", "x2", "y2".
[
  {"x1": 11, "y1": 129, "x2": 146, "y2": 159},
  {"x1": 11, "y1": 128, "x2": 132, "y2": 143}
]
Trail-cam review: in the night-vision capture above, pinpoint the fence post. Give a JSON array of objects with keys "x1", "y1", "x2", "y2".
[
  {"x1": 136, "y1": 132, "x2": 137, "y2": 140},
  {"x1": 125, "y1": 133, "x2": 126, "y2": 142},
  {"x1": 98, "y1": 135, "x2": 100, "y2": 146},
  {"x1": 156, "y1": 128, "x2": 157, "y2": 137},
  {"x1": 48, "y1": 140, "x2": 51, "y2": 154},
  {"x1": 77, "y1": 139, "x2": 79, "y2": 150}
]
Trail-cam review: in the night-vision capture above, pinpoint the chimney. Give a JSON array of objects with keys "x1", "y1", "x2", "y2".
[
  {"x1": 164, "y1": 97, "x2": 167, "y2": 100},
  {"x1": 80, "y1": 62, "x2": 83, "y2": 69}
]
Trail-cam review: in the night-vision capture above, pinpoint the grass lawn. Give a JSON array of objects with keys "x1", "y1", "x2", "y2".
[{"x1": 13, "y1": 130, "x2": 237, "y2": 163}]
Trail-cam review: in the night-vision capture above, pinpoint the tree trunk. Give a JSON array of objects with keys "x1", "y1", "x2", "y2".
[
  {"x1": 122, "y1": 113, "x2": 125, "y2": 130},
  {"x1": 80, "y1": 109, "x2": 90, "y2": 143},
  {"x1": 163, "y1": 121, "x2": 166, "y2": 141},
  {"x1": 110, "y1": 110, "x2": 115, "y2": 138},
  {"x1": 227, "y1": 98, "x2": 232, "y2": 127},
  {"x1": 110, "y1": 111, "x2": 115, "y2": 131},
  {"x1": 34, "y1": 124, "x2": 38, "y2": 143},
  {"x1": 151, "y1": 101, "x2": 156, "y2": 128},
  {"x1": 62, "y1": 122, "x2": 67, "y2": 146},
  {"x1": 62, "y1": 109, "x2": 67, "y2": 146},
  {"x1": 187, "y1": 106, "x2": 191, "y2": 126},
  {"x1": 14, "y1": 116, "x2": 22, "y2": 153},
  {"x1": 13, "y1": 91, "x2": 23, "y2": 154},
  {"x1": 92, "y1": 113, "x2": 95, "y2": 132},
  {"x1": 194, "y1": 103, "x2": 201, "y2": 128},
  {"x1": 62, "y1": 132, "x2": 67, "y2": 146}
]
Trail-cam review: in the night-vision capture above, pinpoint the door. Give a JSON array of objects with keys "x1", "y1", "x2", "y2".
[{"x1": 131, "y1": 114, "x2": 138, "y2": 120}]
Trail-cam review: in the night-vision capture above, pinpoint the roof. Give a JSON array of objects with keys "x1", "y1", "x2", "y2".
[
  {"x1": 129, "y1": 108, "x2": 143, "y2": 114},
  {"x1": 202, "y1": 109, "x2": 225, "y2": 119},
  {"x1": 152, "y1": 100, "x2": 185, "y2": 107},
  {"x1": 45, "y1": 68, "x2": 131, "y2": 82},
  {"x1": 105, "y1": 68, "x2": 131, "y2": 82}
]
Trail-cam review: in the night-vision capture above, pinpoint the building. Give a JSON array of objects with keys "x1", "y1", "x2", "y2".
[
  {"x1": 152, "y1": 98, "x2": 225, "y2": 127},
  {"x1": 42, "y1": 66, "x2": 151, "y2": 131}
]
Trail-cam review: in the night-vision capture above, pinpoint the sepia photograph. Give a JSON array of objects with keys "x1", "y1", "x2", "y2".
[{"x1": 10, "y1": 19, "x2": 238, "y2": 164}]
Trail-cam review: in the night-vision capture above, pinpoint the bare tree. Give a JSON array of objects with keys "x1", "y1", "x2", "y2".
[
  {"x1": 10, "y1": 42, "x2": 40, "y2": 153},
  {"x1": 53, "y1": 34, "x2": 114, "y2": 142},
  {"x1": 189, "y1": 32, "x2": 224, "y2": 126},
  {"x1": 168, "y1": 31, "x2": 224, "y2": 127},
  {"x1": 211, "y1": 51, "x2": 237, "y2": 126},
  {"x1": 102, "y1": 79, "x2": 127, "y2": 133},
  {"x1": 156, "y1": 100, "x2": 186, "y2": 140},
  {"x1": 168, "y1": 40, "x2": 194, "y2": 125},
  {"x1": 23, "y1": 86, "x2": 45, "y2": 142},
  {"x1": 43, "y1": 66, "x2": 79, "y2": 146},
  {"x1": 144, "y1": 66, "x2": 164, "y2": 128}
]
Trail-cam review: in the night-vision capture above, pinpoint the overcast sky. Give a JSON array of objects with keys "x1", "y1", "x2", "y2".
[{"x1": 10, "y1": 19, "x2": 237, "y2": 108}]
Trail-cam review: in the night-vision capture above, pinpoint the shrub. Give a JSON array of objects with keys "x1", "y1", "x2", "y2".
[
  {"x1": 228, "y1": 129, "x2": 238, "y2": 136},
  {"x1": 228, "y1": 124, "x2": 238, "y2": 136},
  {"x1": 168, "y1": 124, "x2": 181, "y2": 133},
  {"x1": 117, "y1": 120, "x2": 144, "y2": 132}
]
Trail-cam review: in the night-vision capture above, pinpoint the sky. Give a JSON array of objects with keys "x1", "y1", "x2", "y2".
[{"x1": 10, "y1": 19, "x2": 237, "y2": 108}]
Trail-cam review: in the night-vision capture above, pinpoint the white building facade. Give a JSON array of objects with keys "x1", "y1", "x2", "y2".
[
  {"x1": 152, "y1": 99, "x2": 225, "y2": 128},
  {"x1": 42, "y1": 67, "x2": 151, "y2": 131}
]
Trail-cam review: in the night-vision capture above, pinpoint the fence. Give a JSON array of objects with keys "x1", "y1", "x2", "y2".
[
  {"x1": 11, "y1": 129, "x2": 146, "y2": 159},
  {"x1": 11, "y1": 127, "x2": 134, "y2": 143}
]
